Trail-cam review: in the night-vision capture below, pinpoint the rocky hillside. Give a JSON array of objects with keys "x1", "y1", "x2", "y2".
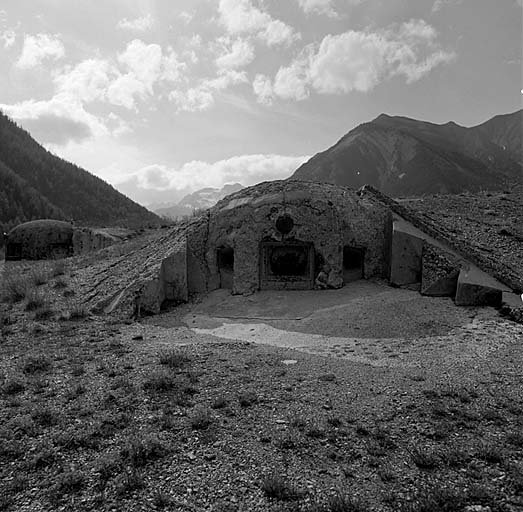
[
  {"x1": 292, "y1": 110, "x2": 522, "y2": 196},
  {"x1": 155, "y1": 183, "x2": 243, "y2": 220},
  {"x1": 0, "y1": 111, "x2": 160, "y2": 230}
]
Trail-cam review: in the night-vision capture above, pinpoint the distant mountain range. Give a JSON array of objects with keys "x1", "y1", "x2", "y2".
[
  {"x1": 292, "y1": 110, "x2": 522, "y2": 196},
  {"x1": 155, "y1": 183, "x2": 244, "y2": 219},
  {"x1": 0, "y1": 111, "x2": 160, "y2": 231}
]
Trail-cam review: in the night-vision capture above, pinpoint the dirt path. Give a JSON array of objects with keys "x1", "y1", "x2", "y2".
[{"x1": 137, "y1": 281, "x2": 523, "y2": 371}]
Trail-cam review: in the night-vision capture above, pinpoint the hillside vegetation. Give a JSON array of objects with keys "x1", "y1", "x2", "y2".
[{"x1": 0, "y1": 112, "x2": 160, "y2": 233}]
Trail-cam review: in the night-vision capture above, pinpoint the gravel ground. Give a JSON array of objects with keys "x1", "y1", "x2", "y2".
[{"x1": 1, "y1": 271, "x2": 523, "y2": 512}]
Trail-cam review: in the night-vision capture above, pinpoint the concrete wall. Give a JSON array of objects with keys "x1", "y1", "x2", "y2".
[{"x1": 169, "y1": 181, "x2": 393, "y2": 296}]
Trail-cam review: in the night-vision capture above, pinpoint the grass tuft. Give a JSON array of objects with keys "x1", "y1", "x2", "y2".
[
  {"x1": 411, "y1": 446, "x2": 440, "y2": 469},
  {"x1": 189, "y1": 406, "x2": 214, "y2": 430},
  {"x1": 159, "y1": 349, "x2": 190, "y2": 369},
  {"x1": 22, "y1": 355, "x2": 52, "y2": 374},
  {"x1": 260, "y1": 473, "x2": 301, "y2": 502},
  {"x1": 120, "y1": 435, "x2": 168, "y2": 468},
  {"x1": 34, "y1": 305, "x2": 55, "y2": 321},
  {"x1": 2, "y1": 275, "x2": 29, "y2": 303}
]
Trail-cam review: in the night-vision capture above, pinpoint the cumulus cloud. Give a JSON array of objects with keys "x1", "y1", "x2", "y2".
[
  {"x1": 16, "y1": 33, "x2": 65, "y2": 69},
  {"x1": 54, "y1": 59, "x2": 115, "y2": 102},
  {"x1": 117, "y1": 14, "x2": 154, "y2": 31},
  {"x1": 255, "y1": 19, "x2": 455, "y2": 103},
  {"x1": 118, "y1": 154, "x2": 310, "y2": 195},
  {"x1": 108, "y1": 39, "x2": 185, "y2": 109},
  {"x1": 0, "y1": 95, "x2": 106, "y2": 143},
  {"x1": 274, "y1": 58, "x2": 310, "y2": 100},
  {"x1": 218, "y1": 0, "x2": 300, "y2": 46},
  {"x1": 1, "y1": 57, "x2": 131, "y2": 144},
  {"x1": 295, "y1": 0, "x2": 338, "y2": 18},
  {"x1": 215, "y1": 37, "x2": 255, "y2": 70}
]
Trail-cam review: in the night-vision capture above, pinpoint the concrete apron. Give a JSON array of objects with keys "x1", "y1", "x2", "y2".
[{"x1": 181, "y1": 281, "x2": 523, "y2": 369}]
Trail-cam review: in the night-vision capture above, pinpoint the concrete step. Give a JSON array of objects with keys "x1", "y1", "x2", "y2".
[{"x1": 455, "y1": 266, "x2": 512, "y2": 307}]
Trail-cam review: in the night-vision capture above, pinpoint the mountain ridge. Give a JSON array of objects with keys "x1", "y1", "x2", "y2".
[{"x1": 291, "y1": 110, "x2": 522, "y2": 196}]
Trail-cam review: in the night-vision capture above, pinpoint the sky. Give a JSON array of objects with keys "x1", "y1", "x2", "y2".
[{"x1": 0, "y1": 0, "x2": 521, "y2": 208}]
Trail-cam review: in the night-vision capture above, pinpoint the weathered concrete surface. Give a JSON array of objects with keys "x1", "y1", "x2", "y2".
[
  {"x1": 6, "y1": 219, "x2": 73, "y2": 260},
  {"x1": 73, "y1": 228, "x2": 119, "y2": 254},
  {"x1": 390, "y1": 222, "x2": 423, "y2": 286},
  {"x1": 455, "y1": 266, "x2": 512, "y2": 307},
  {"x1": 421, "y1": 244, "x2": 461, "y2": 296},
  {"x1": 207, "y1": 181, "x2": 393, "y2": 295},
  {"x1": 159, "y1": 237, "x2": 188, "y2": 303}
]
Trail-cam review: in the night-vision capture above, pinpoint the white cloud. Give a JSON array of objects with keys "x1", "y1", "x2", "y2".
[
  {"x1": 117, "y1": 14, "x2": 154, "y2": 31},
  {"x1": 179, "y1": 11, "x2": 194, "y2": 24},
  {"x1": 255, "y1": 19, "x2": 455, "y2": 103},
  {"x1": 1, "y1": 29, "x2": 15, "y2": 48},
  {"x1": 107, "y1": 39, "x2": 185, "y2": 109},
  {"x1": 252, "y1": 74, "x2": 273, "y2": 105},
  {"x1": 218, "y1": 0, "x2": 300, "y2": 46},
  {"x1": 54, "y1": 59, "x2": 115, "y2": 103},
  {"x1": 16, "y1": 33, "x2": 65, "y2": 69},
  {"x1": 295, "y1": 0, "x2": 338, "y2": 18},
  {"x1": 208, "y1": 69, "x2": 248, "y2": 89},
  {"x1": 215, "y1": 37, "x2": 255, "y2": 70},
  {"x1": 274, "y1": 58, "x2": 310, "y2": 100},
  {"x1": 431, "y1": 0, "x2": 463, "y2": 13},
  {"x1": 169, "y1": 87, "x2": 216, "y2": 112},
  {"x1": 0, "y1": 94, "x2": 107, "y2": 142},
  {"x1": 120, "y1": 154, "x2": 310, "y2": 193},
  {"x1": 168, "y1": 69, "x2": 248, "y2": 112}
]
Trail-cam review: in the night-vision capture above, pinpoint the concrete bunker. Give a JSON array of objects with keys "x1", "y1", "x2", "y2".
[
  {"x1": 94, "y1": 181, "x2": 521, "y2": 317},
  {"x1": 134, "y1": 181, "x2": 396, "y2": 314},
  {"x1": 3, "y1": 220, "x2": 129, "y2": 261},
  {"x1": 5, "y1": 219, "x2": 74, "y2": 261}
]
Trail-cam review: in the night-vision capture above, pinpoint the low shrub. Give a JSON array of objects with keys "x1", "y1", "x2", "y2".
[
  {"x1": 238, "y1": 390, "x2": 258, "y2": 407},
  {"x1": 2, "y1": 378, "x2": 25, "y2": 395}
]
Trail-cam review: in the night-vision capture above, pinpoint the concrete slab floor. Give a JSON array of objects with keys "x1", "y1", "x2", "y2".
[{"x1": 139, "y1": 280, "x2": 523, "y2": 369}]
